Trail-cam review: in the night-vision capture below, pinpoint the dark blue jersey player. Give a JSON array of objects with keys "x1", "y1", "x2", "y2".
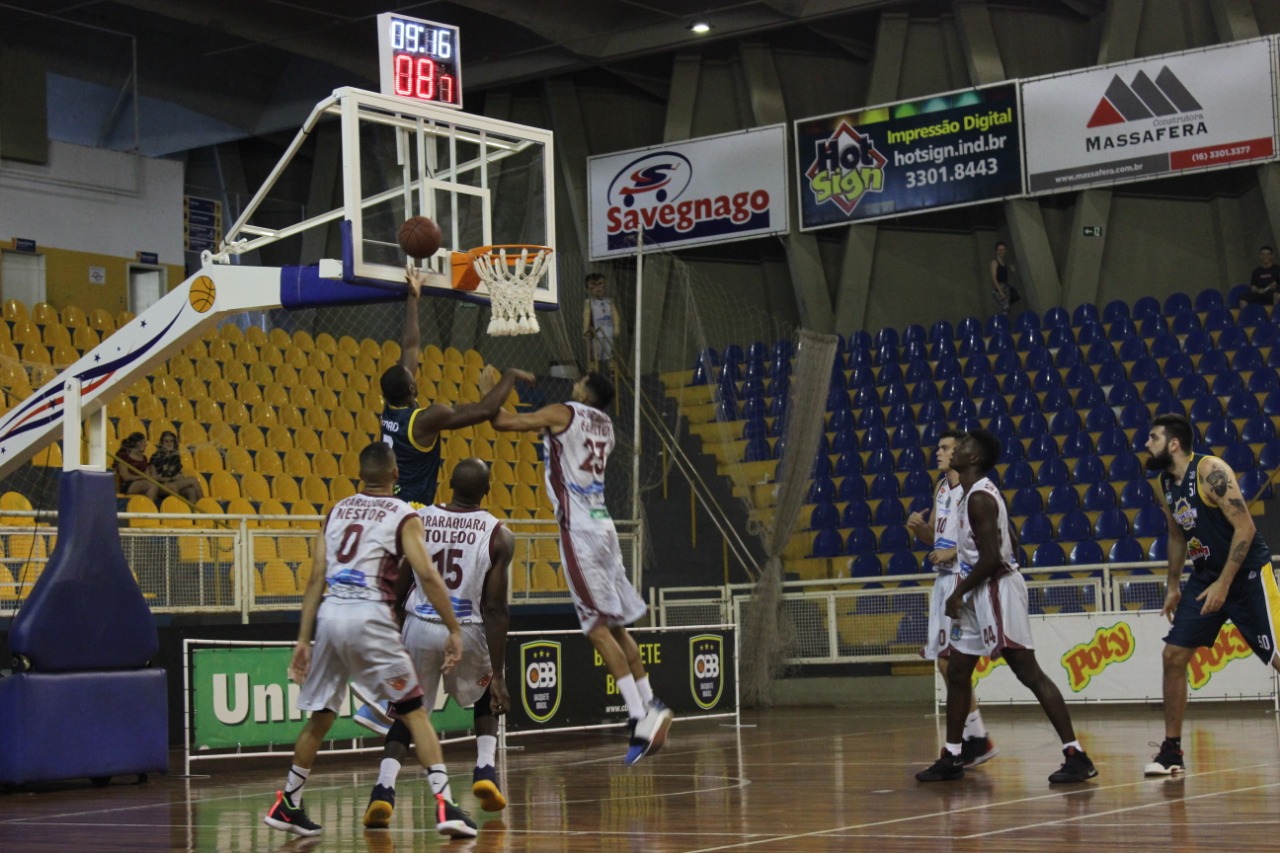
[
  {"x1": 1143, "y1": 412, "x2": 1280, "y2": 777},
  {"x1": 379, "y1": 267, "x2": 533, "y2": 505}
]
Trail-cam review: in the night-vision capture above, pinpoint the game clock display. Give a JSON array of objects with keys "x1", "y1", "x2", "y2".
[{"x1": 376, "y1": 12, "x2": 462, "y2": 109}]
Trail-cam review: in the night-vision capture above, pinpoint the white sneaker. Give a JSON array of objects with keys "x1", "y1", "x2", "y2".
[{"x1": 353, "y1": 701, "x2": 392, "y2": 736}]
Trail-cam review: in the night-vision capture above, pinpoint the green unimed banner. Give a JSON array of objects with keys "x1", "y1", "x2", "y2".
[{"x1": 190, "y1": 645, "x2": 475, "y2": 751}]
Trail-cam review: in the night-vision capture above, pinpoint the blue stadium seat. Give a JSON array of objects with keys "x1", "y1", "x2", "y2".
[
  {"x1": 875, "y1": 327, "x2": 899, "y2": 349},
  {"x1": 928, "y1": 319, "x2": 954, "y2": 344},
  {"x1": 890, "y1": 426, "x2": 920, "y2": 450},
  {"x1": 1057, "y1": 510, "x2": 1092, "y2": 540},
  {"x1": 864, "y1": 448, "x2": 894, "y2": 475},
  {"x1": 1071, "y1": 455, "x2": 1106, "y2": 484},
  {"x1": 1077, "y1": 323, "x2": 1106, "y2": 346},
  {"x1": 978, "y1": 392, "x2": 1009, "y2": 419},
  {"x1": 1095, "y1": 359, "x2": 1127, "y2": 386},
  {"x1": 848, "y1": 330, "x2": 872, "y2": 353},
  {"x1": 1019, "y1": 513, "x2": 1054, "y2": 545},
  {"x1": 1054, "y1": 342, "x2": 1082, "y2": 368},
  {"x1": 1036, "y1": 458, "x2": 1071, "y2": 487},
  {"x1": 887, "y1": 550, "x2": 920, "y2": 575},
  {"x1": 1061, "y1": 431, "x2": 1094, "y2": 460},
  {"x1": 1073, "y1": 385, "x2": 1106, "y2": 411},
  {"x1": 1148, "y1": 537, "x2": 1168, "y2": 561},
  {"x1": 850, "y1": 553, "x2": 882, "y2": 578},
  {"x1": 879, "y1": 362, "x2": 905, "y2": 385},
  {"x1": 1132, "y1": 295, "x2": 1160, "y2": 320},
  {"x1": 845, "y1": 525, "x2": 876, "y2": 554},
  {"x1": 1018, "y1": 411, "x2": 1050, "y2": 439},
  {"x1": 1129, "y1": 356, "x2": 1163, "y2": 384},
  {"x1": 1094, "y1": 427, "x2": 1129, "y2": 457},
  {"x1": 1221, "y1": 442, "x2": 1255, "y2": 473},
  {"x1": 1117, "y1": 336, "x2": 1148, "y2": 362},
  {"x1": 905, "y1": 359, "x2": 932, "y2": 384},
  {"x1": 1072, "y1": 303, "x2": 1100, "y2": 326},
  {"x1": 991, "y1": 350, "x2": 1020, "y2": 375},
  {"x1": 1046, "y1": 483, "x2": 1080, "y2": 514},
  {"x1": 741, "y1": 396, "x2": 766, "y2": 421},
  {"x1": 1248, "y1": 369, "x2": 1279, "y2": 393},
  {"x1": 1202, "y1": 305, "x2": 1232, "y2": 332},
  {"x1": 1211, "y1": 372, "x2": 1244, "y2": 396},
  {"x1": 898, "y1": 448, "x2": 928, "y2": 473},
  {"x1": 1026, "y1": 434, "x2": 1059, "y2": 462},
  {"x1": 812, "y1": 452, "x2": 833, "y2": 478},
  {"x1": 1218, "y1": 326, "x2": 1250, "y2": 352},
  {"x1": 742, "y1": 417, "x2": 768, "y2": 441},
  {"x1": 808, "y1": 476, "x2": 836, "y2": 504},
  {"x1": 1034, "y1": 369, "x2": 1065, "y2": 394},
  {"x1": 1148, "y1": 333, "x2": 1180, "y2": 359},
  {"x1": 1243, "y1": 415, "x2": 1277, "y2": 445},
  {"x1": 1102, "y1": 299, "x2": 1130, "y2": 324},
  {"x1": 1225, "y1": 391, "x2": 1259, "y2": 419},
  {"x1": 869, "y1": 472, "x2": 899, "y2": 501},
  {"x1": 1239, "y1": 470, "x2": 1274, "y2": 501},
  {"x1": 743, "y1": 436, "x2": 771, "y2": 462},
  {"x1": 1204, "y1": 418, "x2": 1239, "y2": 446},
  {"x1": 939, "y1": 376, "x2": 968, "y2": 401},
  {"x1": 862, "y1": 425, "x2": 889, "y2": 451},
  {"x1": 1164, "y1": 292, "x2": 1193, "y2": 315},
  {"x1": 1063, "y1": 362, "x2": 1094, "y2": 389},
  {"x1": 1023, "y1": 345, "x2": 1054, "y2": 373},
  {"x1": 1250, "y1": 321, "x2": 1279, "y2": 347},
  {"x1": 715, "y1": 397, "x2": 738, "y2": 421},
  {"x1": 902, "y1": 340, "x2": 926, "y2": 364},
  {"x1": 838, "y1": 473, "x2": 868, "y2": 505},
  {"x1": 1031, "y1": 541, "x2": 1067, "y2": 568},
  {"x1": 847, "y1": 364, "x2": 873, "y2": 389},
  {"x1": 811, "y1": 528, "x2": 843, "y2": 557},
  {"x1": 1238, "y1": 302, "x2": 1269, "y2": 327},
  {"x1": 1094, "y1": 507, "x2": 1130, "y2": 539},
  {"x1": 1108, "y1": 317, "x2": 1138, "y2": 342},
  {"x1": 1162, "y1": 352, "x2": 1195, "y2": 379},
  {"x1": 1002, "y1": 460, "x2": 1035, "y2": 489},
  {"x1": 1106, "y1": 381, "x2": 1139, "y2": 406},
  {"x1": 1050, "y1": 410, "x2": 1084, "y2": 436},
  {"x1": 1119, "y1": 478, "x2": 1155, "y2": 509},
  {"x1": 1139, "y1": 377, "x2": 1174, "y2": 405},
  {"x1": 1187, "y1": 394, "x2": 1222, "y2": 423},
  {"x1": 987, "y1": 331, "x2": 1014, "y2": 354},
  {"x1": 878, "y1": 524, "x2": 911, "y2": 552},
  {"x1": 920, "y1": 421, "x2": 946, "y2": 447},
  {"x1": 882, "y1": 383, "x2": 910, "y2": 409},
  {"x1": 852, "y1": 385, "x2": 879, "y2": 409},
  {"x1": 1011, "y1": 486, "x2": 1044, "y2": 516},
  {"x1": 1013, "y1": 309, "x2": 1041, "y2": 334},
  {"x1": 1070, "y1": 540, "x2": 1105, "y2": 566},
  {"x1": 932, "y1": 340, "x2": 958, "y2": 362},
  {"x1": 809, "y1": 501, "x2": 839, "y2": 530},
  {"x1": 1108, "y1": 537, "x2": 1146, "y2": 563},
  {"x1": 1117, "y1": 402, "x2": 1151, "y2": 432},
  {"x1": 874, "y1": 344, "x2": 899, "y2": 366},
  {"x1": 1153, "y1": 395, "x2": 1185, "y2": 420},
  {"x1": 988, "y1": 413, "x2": 1016, "y2": 443},
  {"x1": 831, "y1": 427, "x2": 858, "y2": 454},
  {"x1": 1107, "y1": 453, "x2": 1143, "y2": 482},
  {"x1": 1133, "y1": 505, "x2": 1168, "y2": 538},
  {"x1": 903, "y1": 324, "x2": 926, "y2": 346},
  {"x1": 1170, "y1": 311, "x2": 1202, "y2": 335},
  {"x1": 1082, "y1": 482, "x2": 1117, "y2": 511},
  {"x1": 1195, "y1": 288, "x2": 1225, "y2": 312},
  {"x1": 1001, "y1": 372, "x2": 1030, "y2": 397},
  {"x1": 1000, "y1": 436, "x2": 1025, "y2": 463}
]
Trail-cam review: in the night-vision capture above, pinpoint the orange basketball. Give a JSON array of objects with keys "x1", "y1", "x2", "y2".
[
  {"x1": 189, "y1": 276, "x2": 216, "y2": 313},
  {"x1": 398, "y1": 216, "x2": 444, "y2": 259}
]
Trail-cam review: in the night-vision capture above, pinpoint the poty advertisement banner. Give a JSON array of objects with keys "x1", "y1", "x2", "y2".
[
  {"x1": 794, "y1": 83, "x2": 1023, "y2": 229},
  {"x1": 1022, "y1": 38, "x2": 1277, "y2": 193},
  {"x1": 189, "y1": 644, "x2": 474, "y2": 751},
  {"x1": 938, "y1": 611, "x2": 1277, "y2": 705},
  {"x1": 506, "y1": 626, "x2": 736, "y2": 732},
  {"x1": 587, "y1": 126, "x2": 788, "y2": 259}
]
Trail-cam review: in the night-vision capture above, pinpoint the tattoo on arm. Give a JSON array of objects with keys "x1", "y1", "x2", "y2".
[
  {"x1": 1227, "y1": 498, "x2": 1248, "y2": 514},
  {"x1": 1231, "y1": 541, "x2": 1249, "y2": 563},
  {"x1": 1204, "y1": 467, "x2": 1230, "y2": 499}
]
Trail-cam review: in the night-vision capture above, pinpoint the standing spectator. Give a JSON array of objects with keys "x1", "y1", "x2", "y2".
[
  {"x1": 1240, "y1": 245, "x2": 1280, "y2": 308},
  {"x1": 990, "y1": 241, "x2": 1018, "y2": 318},
  {"x1": 582, "y1": 273, "x2": 622, "y2": 378},
  {"x1": 147, "y1": 431, "x2": 203, "y2": 503}
]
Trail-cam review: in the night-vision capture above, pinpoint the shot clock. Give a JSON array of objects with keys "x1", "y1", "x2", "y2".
[{"x1": 376, "y1": 12, "x2": 463, "y2": 109}]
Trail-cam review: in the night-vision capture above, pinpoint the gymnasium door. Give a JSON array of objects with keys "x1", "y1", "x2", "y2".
[
  {"x1": 128, "y1": 265, "x2": 166, "y2": 314},
  {"x1": 1, "y1": 250, "x2": 47, "y2": 308}
]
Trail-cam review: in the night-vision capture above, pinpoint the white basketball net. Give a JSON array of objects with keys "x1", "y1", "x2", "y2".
[{"x1": 472, "y1": 247, "x2": 553, "y2": 336}]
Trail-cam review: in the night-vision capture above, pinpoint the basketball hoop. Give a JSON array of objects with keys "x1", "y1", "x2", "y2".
[{"x1": 456, "y1": 245, "x2": 553, "y2": 336}]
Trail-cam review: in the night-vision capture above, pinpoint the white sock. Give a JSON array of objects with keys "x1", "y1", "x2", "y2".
[
  {"x1": 945, "y1": 742, "x2": 963, "y2": 757},
  {"x1": 476, "y1": 735, "x2": 497, "y2": 768},
  {"x1": 377, "y1": 758, "x2": 401, "y2": 789},
  {"x1": 616, "y1": 674, "x2": 645, "y2": 720},
  {"x1": 963, "y1": 710, "x2": 987, "y2": 739},
  {"x1": 1063, "y1": 740, "x2": 1083, "y2": 753},
  {"x1": 284, "y1": 764, "x2": 309, "y2": 802},
  {"x1": 427, "y1": 765, "x2": 454, "y2": 802},
  {"x1": 636, "y1": 675, "x2": 655, "y2": 706}
]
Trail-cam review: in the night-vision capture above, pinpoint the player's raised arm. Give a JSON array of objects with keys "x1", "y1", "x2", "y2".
[
  {"x1": 491, "y1": 402, "x2": 572, "y2": 434},
  {"x1": 410, "y1": 368, "x2": 535, "y2": 445},
  {"x1": 398, "y1": 265, "x2": 425, "y2": 376}
]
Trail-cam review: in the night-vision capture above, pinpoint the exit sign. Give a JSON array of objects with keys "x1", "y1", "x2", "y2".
[{"x1": 1083, "y1": 226, "x2": 1103, "y2": 237}]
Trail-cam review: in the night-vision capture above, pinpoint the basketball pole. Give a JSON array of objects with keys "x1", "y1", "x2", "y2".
[{"x1": 633, "y1": 230, "x2": 644, "y2": 590}]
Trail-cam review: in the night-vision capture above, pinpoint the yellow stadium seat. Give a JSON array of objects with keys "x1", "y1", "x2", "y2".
[
  {"x1": 217, "y1": 322, "x2": 244, "y2": 344},
  {"x1": 301, "y1": 364, "x2": 325, "y2": 386},
  {"x1": 284, "y1": 348, "x2": 307, "y2": 371},
  {"x1": 262, "y1": 560, "x2": 297, "y2": 595},
  {"x1": 52, "y1": 344, "x2": 78, "y2": 367},
  {"x1": 195, "y1": 398, "x2": 223, "y2": 424},
  {"x1": 61, "y1": 303, "x2": 87, "y2": 328},
  {"x1": 20, "y1": 345, "x2": 51, "y2": 369},
  {"x1": 232, "y1": 342, "x2": 257, "y2": 365},
  {"x1": 266, "y1": 425, "x2": 294, "y2": 450},
  {"x1": 290, "y1": 502, "x2": 319, "y2": 526},
  {"x1": 338, "y1": 335, "x2": 360, "y2": 356},
  {"x1": 223, "y1": 401, "x2": 251, "y2": 427},
  {"x1": 42, "y1": 322, "x2": 71, "y2": 348},
  {"x1": 253, "y1": 536, "x2": 279, "y2": 564},
  {"x1": 290, "y1": 385, "x2": 316, "y2": 410},
  {"x1": 313, "y1": 386, "x2": 338, "y2": 411},
  {"x1": 313, "y1": 451, "x2": 340, "y2": 478},
  {"x1": 294, "y1": 427, "x2": 320, "y2": 452},
  {"x1": 304, "y1": 407, "x2": 330, "y2": 431},
  {"x1": 183, "y1": 340, "x2": 206, "y2": 360},
  {"x1": 242, "y1": 472, "x2": 271, "y2": 502},
  {"x1": 165, "y1": 397, "x2": 195, "y2": 422},
  {"x1": 208, "y1": 378, "x2": 236, "y2": 403},
  {"x1": 324, "y1": 370, "x2": 347, "y2": 392},
  {"x1": 261, "y1": 346, "x2": 283, "y2": 367},
  {"x1": 207, "y1": 338, "x2": 233, "y2": 362},
  {"x1": 330, "y1": 477, "x2": 357, "y2": 502},
  {"x1": 209, "y1": 471, "x2": 240, "y2": 500},
  {"x1": 168, "y1": 360, "x2": 196, "y2": 382},
  {"x1": 225, "y1": 447, "x2": 254, "y2": 475},
  {"x1": 256, "y1": 450, "x2": 284, "y2": 477},
  {"x1": 301, "y1": 475, "x2": 329, "y2": 504},
  {"x1": 292, "y1": 330, "x2": 315, "y2": 352},
  {"x1": 7, "y1": 532, "x2": 47, "y2": 562},
  {"x1": 349, "y1": 368, "x2": 372, "y2": 393},
  {"x1": 314, "y1": 332, "x2": 337, "y2": 354},
  {"x1": 30, "y1": 301, "x2": 55, "y2": 325},
  {"x1": 87, "y1": 308, "x2": 115, "y2": 333},
  {"x1": 0, "y1": 491, "x2": 33, "y2": 525},
  {"x1": 532, "y1": 563, "x2": 561, "y2": 592},
  {"x1": 239, "y1": 426, "x2": 267, "y2": 452},
  {"x1": 0, "y1": 566, "x2": 18, "y2": 601},
  {"x1": 249, "y1": 362, "x2": 274, "y2": 385},
  {"x1": 126, "y1": 495, "x2": 160, "y2": 527},
  {"x1": 238, "y1": 382, "x2": 262, "y2": 407},
  {"x1": 32, "y1": 443, "x2": 61, "y2": 468},
  {"x1": 245, "y1": 326, "x2": 268, "y2": 347},
  {"x1": 356, "y1": 410, "x2": 380, "y2": 437},
  {"x1": 195, "y1": 357, "x2": 222, "y2": 381},
  {"x1": 463, "y1": 348, "x2": 484, "y2": 369},
  {"x1": 259, "y1": 498, "x2": 290, "y2": 528},
  {"x1": 11, "y1": 319, "x2": 40, "y2": 345},
  {"x1": 278, "y1": 404, "x2": 304, "y2": 429},
  {"x1": 160, "y1": 495, "x2": 194, "y2": 526},
  {"x1": 206, "y1": 422, "x2": 236, "y2": 448},
  {"x1": 3, "y1": 299, "x2": 27, "y2": 323},
  {"x1": 72, "y1": 326, "x2": 99, "y2": 351},
  {"x1": 279, "y1": 536, "x2": 312, "y2": 564},
  {"x1": 263, "y1": 383, "x2": 289, "y2": 407},
  {"x1": 145, "y1": 420, "x2": 176, "y2": 446},
  {"x1": 226, "y1": 497, "x2": 258, "y2": 524},
  {"x1": 179, "y1": 421, "x2": 208, "y2": 448},
  {"x1": 493, "y1": 438, "x2": 519, "y2": 464},
  {"x1": 341, "y1": 449, "x2": 361, "y2": 477},
  {"x1": 249, "y1": 405, "x2": 278, "y2": 430},
  {"x1": 321, "y1": 428, "x2": 347, "y2": 454},
  {"x1": 272, "y1": 475, "x2": 301, "y2": 503},
  {"x1": 282, "y1": 448, "x2": 311, "y2": 476}
]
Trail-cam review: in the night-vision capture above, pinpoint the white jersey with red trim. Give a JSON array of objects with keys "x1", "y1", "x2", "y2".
[
  {"x1": 322, "y1": 492, "x2": 416, "y2": 605},
  {"x1": 407, "y1": 503, "x2": 503, "y2": 624},
  {"x1": 544, "y1": 401, "x2": 615, "y2": 530},
  {"x1": 956, "y1": 477, "x2": 1019, "y2": 577},
  {"x1": 932, "y1": 478, "x2": 963, "y2": 573}
]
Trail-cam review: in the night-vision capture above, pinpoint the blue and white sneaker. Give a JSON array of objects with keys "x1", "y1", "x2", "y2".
[
  {"x1": 624, "y1": 699, "x2": 674, "y2": 765},
  {"x1": 353, "y1": 700, "x2": 392, "y2": 737}
]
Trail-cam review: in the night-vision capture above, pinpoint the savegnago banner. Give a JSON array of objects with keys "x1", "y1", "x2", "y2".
[
  {"x1": 587, "y1": 125, "x2": 788, "y2": 260},
  {"x1": 1022, "y1": 37, "x2": 1277, "y2": 193},
  {"x1": 936, "y1": 611, "x2": 1278, "y2": 705},
  {"x1": 794, "y1": 82, "x2": 1024, "y2": 229}
]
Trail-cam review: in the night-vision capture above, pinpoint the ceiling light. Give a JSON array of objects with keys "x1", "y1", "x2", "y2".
[{"x1": 688, "y1": 20, "x2": 713, "y2": 34}]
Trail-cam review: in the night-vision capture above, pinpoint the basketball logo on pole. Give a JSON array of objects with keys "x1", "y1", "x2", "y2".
[
  {"x1": 188, "y1": 276, "x2": 217, "y2": 313},
  {"x1": 520, "y1": 640, "x2": 561, "y2": 723},
  {"x1": 690, "y1": 634, "x2": 724, "y2": 710}
]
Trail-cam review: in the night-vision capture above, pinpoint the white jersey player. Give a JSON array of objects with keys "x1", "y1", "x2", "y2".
[
  {"x1": 365, "y1": 458, "x2": 516, "y2": 824},
  {"x1": 917, "y1": 430, "x2": 1097, "y2": 786},
  {"x1": 264, "y1": 441, "x2": 476, "y2": 839},
  {"x1": 492, "y1": 372, "x2": 673, "y2": 765}
]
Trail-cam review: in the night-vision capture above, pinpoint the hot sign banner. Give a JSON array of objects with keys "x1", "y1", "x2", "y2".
[
  {"x1": 1022, "y1": 37, "x2": 1277, "y2": 193},
  {"x1": 794, "y1": 82, "x2": 1023, "y2": 229},
  {"x1": 587, "y1": 125, "x2": 789, "y2": 260}
]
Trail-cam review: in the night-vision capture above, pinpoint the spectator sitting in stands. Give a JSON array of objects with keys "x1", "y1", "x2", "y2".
[
  {"x1": 1240, "y1": 245, "x2": 1279, "y2": 308},
  {"x1": 116, "y1": 432, "x2": 156, "y2": 501},
  {"x1": 148, "y1": 430, "x2": 203, "y2": 503}
]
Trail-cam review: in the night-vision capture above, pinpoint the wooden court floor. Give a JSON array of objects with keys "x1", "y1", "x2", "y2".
[{"x1": 1, "y1": 703, "x2": 1278, "y2": 852}]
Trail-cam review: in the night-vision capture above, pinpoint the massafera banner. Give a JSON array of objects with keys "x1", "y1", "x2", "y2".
[
  {"x1": 587, "y1": 125, "x2": 788, "y2": 259},
  {"x1": 936, "y1": 610, "x2": 1277, "y2": 705},
  {"x1": 1023, "y1": 38, "x2": 1277, "y2": 193},
  {"x1": 794, "y1": 82, "x2": 1023, "y2": 229}
]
